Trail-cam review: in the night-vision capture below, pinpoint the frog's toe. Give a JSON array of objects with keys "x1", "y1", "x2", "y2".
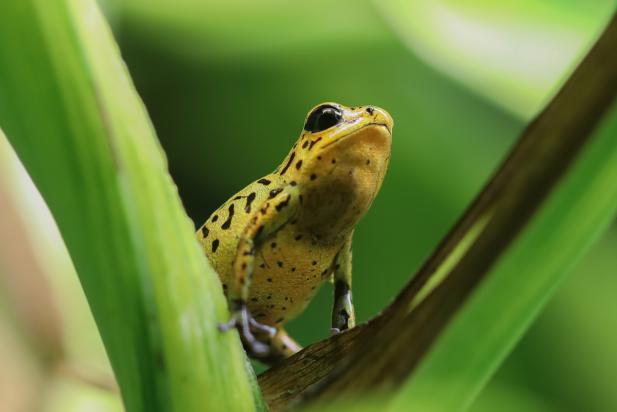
[
  {"x1": 241, "y1": 334, "x2": 271, "y2": 358},
  {"x1": 218, "y1": 317, "x2": 239, "y2": 332},
  {"x1": 239, "y1": 320, "x2": 271, "y2": 357},
  {"x1": 249, "y1": 318, "x2": 277, "y2": 338},
  {"x1": 330, "y1": 327, "x2": 341, "y2": 335},
  {"x1": 219, "y1": 304, "x2": 274, "y2": 358}
]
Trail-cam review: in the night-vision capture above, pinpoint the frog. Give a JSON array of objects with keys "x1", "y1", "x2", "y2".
[{"x1": 197, "y1": 102, "x2": 393, "y2": 364}]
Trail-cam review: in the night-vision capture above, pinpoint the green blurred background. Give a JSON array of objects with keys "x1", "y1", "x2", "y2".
[{"x1": 1, "y1": 0, "x2": 616, "y2": 410}]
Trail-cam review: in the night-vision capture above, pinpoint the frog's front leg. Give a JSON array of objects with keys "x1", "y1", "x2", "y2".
[
  {"x1": 219, "y1": 185, "x2": 299, "y2": 360},
  {"x1": 331, "y1": 235, "x2": 356, "y2": 333}
]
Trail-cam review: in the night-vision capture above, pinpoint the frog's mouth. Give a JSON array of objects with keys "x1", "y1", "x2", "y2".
[
  {"x1": 321, "y1": 122, "x2": 391, "y2": 149},
  {"x1": 373, "y1": 122, "x2": 392, "y2": 134}
]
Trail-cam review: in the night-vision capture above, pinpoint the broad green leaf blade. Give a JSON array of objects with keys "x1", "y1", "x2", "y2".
[{"x1": 0, "y1": 1, "x2": 258, "y2": 411}]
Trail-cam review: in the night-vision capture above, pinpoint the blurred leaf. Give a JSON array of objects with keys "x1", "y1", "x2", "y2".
[
  {"x1": 259, "y1": 12, "x2": 617, "y2": 411},
  {"x1": 392, "y1": 80, "x2": 617, "y2": 412},
  {"x1": 107, "y1": 0, "x2": 387, "y2": 60},
  {"x1": 44, "y1": 377, "x2": 124, "y2": 412},
  {"x1": 476, "y1": 226, "x2": 617, "y2": 412},
  {"x1": 378, "y1": 0, "x2": 617, "y2": 118},
  {"x1": 469, "y1": 382, "x2": 558, "y2": 412},
  {"x1": 0, "y1": 0, "x2": 259, "y2": 411},
  {"x1": 0, "y1": 134, "x2": 64, "y2": 365}
]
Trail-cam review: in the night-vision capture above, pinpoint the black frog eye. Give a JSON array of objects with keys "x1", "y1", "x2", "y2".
[{"x1": 304, "y1": 105, "x2": 343, "y2": 133}]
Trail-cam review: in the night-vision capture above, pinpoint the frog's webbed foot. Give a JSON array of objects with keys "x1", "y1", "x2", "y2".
[{"x1": 218, "y1": 302, "x2": 274, "y2": 358}]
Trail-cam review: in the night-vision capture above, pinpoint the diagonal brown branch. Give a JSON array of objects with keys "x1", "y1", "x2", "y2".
[{"x1": 258, "y1": 11, "x2": 617, "y2": 411}]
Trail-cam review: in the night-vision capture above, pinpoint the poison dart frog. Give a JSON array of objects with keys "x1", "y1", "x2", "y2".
[{"x1": 197, "y1": 102, "x2": 393, "y2": 364}]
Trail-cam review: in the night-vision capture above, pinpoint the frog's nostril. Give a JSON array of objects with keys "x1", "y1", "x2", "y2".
[{"x1": 366, "y1": 106, "x2": 375, "y2": 115}]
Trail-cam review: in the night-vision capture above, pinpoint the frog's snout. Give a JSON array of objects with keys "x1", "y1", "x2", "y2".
[{"x1": 365, "y1": 105, "x2": 393, "y2": 134}]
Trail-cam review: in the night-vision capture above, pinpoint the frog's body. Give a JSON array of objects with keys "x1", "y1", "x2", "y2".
[
  {"x1": 200, "y1": 173, "x2": 334, "y2": 326},
  {"x1": 197, "y1": 102, "x2": 393, "y2": 364}
]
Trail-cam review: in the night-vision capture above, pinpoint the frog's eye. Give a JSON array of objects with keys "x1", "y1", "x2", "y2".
[{"x1": 304, "y1": 105, "x2": 343, "y2": 133}]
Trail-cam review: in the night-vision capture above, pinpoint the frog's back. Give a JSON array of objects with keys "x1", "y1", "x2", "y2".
[{"x1": 197, "y1": 173, "x2": 286, "y2": 276}]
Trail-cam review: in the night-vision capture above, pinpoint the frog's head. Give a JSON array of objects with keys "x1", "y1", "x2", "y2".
[
  {"x1": 302, "y1": 102, "x2": 393, "y2": 144},
  {"x1": 285, "y1": 102, "x2": 393, "y2": 183},
  {"x1": 280, "y1": 102, "x2": 393, "y2": 232}
]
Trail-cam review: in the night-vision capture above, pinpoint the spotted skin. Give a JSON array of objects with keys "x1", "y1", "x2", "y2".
[{"x1": 197, "y1": 102, "x2": 393, "y2": 364}]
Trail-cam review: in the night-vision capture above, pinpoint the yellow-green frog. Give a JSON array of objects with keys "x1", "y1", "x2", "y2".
[{"x1": 197, "y1": 102, "x2": 393, "y2": 364}]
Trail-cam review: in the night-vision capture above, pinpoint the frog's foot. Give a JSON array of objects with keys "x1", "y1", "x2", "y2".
[
  {"x1": 332, "y1": 280, "x2": 356, "y2": 332},
  {"x1": 218, "y1": 303, "x2": 272, "y2": 358},
  {"x1": 330, "y1": 327, "x2": 341, "y2": 335}
]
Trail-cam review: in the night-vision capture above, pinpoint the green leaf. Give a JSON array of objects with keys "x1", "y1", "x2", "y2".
[
  {"x1": 0, "y1": 0, "x2": 259, "y2": 411},
  {"x1": 392, "y1": 95, "x2": 617, "y2": 412}
]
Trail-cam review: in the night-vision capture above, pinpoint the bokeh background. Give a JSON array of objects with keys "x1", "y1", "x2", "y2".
[{"x1": 1, "y1": 1, "x2": 616, "y2": 411}]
